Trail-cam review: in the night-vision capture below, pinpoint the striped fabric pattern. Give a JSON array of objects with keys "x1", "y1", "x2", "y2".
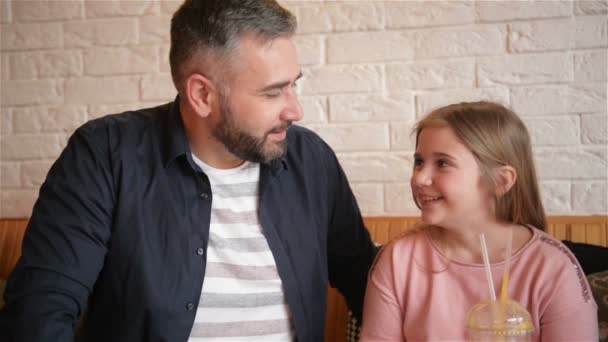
[{"x1": 189, "y1": 155, "x2": 294, "y2": 342}]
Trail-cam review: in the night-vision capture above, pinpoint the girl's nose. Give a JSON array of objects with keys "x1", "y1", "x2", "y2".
[{"x1": 412, "y1": 168, "x2": 432, "y2": 187}]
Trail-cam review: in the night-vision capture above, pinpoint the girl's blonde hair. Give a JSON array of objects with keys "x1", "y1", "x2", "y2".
[{"x1": 412, "y1": 101, "x2": 547, "y2": 231}]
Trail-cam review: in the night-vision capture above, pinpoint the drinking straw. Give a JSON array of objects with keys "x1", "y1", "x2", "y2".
[
  {"x1": 479, "y1": 233, "x2": 497, "y2": 301},
  {"x1": 500, "y1": 228, "x2": 514, "y2": 302}
]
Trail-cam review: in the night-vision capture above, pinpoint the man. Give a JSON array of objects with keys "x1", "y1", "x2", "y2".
[{"x1": 0, "y1": 1, "x2": 378, "y2": 341}]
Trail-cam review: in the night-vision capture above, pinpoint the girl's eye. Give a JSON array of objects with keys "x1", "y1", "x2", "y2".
[
  {"x1": 413, "y1": 158, "x2": 423, "y2": 167},
  {"x1": 437, "y1": 159, "x2": 450, "y2": 168}
]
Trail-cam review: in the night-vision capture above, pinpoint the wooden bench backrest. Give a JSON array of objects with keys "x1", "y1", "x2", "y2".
[{"x1": 0, "y1": 219, "x2": 28, "y2": 280}]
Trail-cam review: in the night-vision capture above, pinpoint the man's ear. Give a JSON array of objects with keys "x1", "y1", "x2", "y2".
[
  {"x1": 184, "y1": 73, "x2": 217, "y2": 119},
  {"x1": 494, "y1": 165, "x2": 517, "y2": 197}
]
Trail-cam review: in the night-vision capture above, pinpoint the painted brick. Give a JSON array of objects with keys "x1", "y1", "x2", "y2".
[
  {"x1": 387, "y1": 59, "x2": 474, "y2": 90},
  {"x1": 10, "y1": 50, "x2": 82, "y2": 79},
  {"x1": 509, "y1": 16, "x2": 606, "y2": 51},
  {"x1": 159, "y1": 45, "x2": 170, "y2": 72},
  {"x1": 329, "y1": 93, "x2": 414, "y2": 123},
  {"x1": 386, "y1": 1, "x2": 474, "y2": 28},
  {"x1": 337, "y1": 153, "x2": 411, "y2": 182},
  {"x1": 385, "y1": 183, "x2": 420, "y2": 214},
  {"x1": 1, "y1": 0, "x2": 11, "y2": 23},
  {"x1": 13, "y1": 1, "x2": 82, "y2": 22},
  {"x1": 540, "y1": 181, "x2": 571, "y2": 213},
  {"x1": 574, "y1": 49, "x2": 607, "y2": 82},
  {"x1": 512, "y1": 83, "x2": 606, "y2": 115},
  {"x1": 140, "y1": 73, "x2": 176, "y2": 101},
  {"x1": 84, "y1": 46, "x2": 158, "y2": 75},
  {"x1": 88, "y1": 103, "x2": 157, "y2": 120},
  {"x1": 12, "y1": 106, "x2": 87, "y2": 133},
  {"x1": 296, "y1": 2, "x2": 384, "y2": 34},
  {"x1": 581, "y1": 112, "x2": 608, "y2": 145},
  {"x1": 85, "y1": 0, "x2": 158, "y2": 18},
  {"x1": 1, "y1": 134, "x2": 66, "y2": 161},
  {"x1": 1, "y1": 79, "x2": 63, "y2": 106},
  {"x1": 575, "y1": 15, "x2": 608, "y2": 48},
  {"x1": 1, "y1": 53, "x2": 9, "y2": 80},
  {"x1": 572, "y1": 181, "x2": 608, "y2": 214},
  {"x1": 535, "y1": 147, "x2": 607, "y2": 179},
  {"x1": 574, "y1": 0, "x2": 608, "y2": 15},
  {"x1": 65, "y1": 77, "x2": 139, "y2": 105},
  {"x1": 478, "y1": 52, "x2": 572, "y2": 86},
  {"x1": 293, "y1": 35, "x2": 323, "y2": 66},
  {"x1": 1, "y1": 162, "x2": 20, "y2": 188},
  {"x1": 1, "y1": 22, "x2": 62, "y2": 51},
  {"x1": 1, "y1": 110, "x2": 11, "y2": 134},
  {"x1": 139, "y1": 15, "x2": 171, "y2": 43},
  {"x1": 351, "y1": 183, "x2": 384, "y2": 215},
  {"x1": 160, "y1": 1, "x2": 181, "y2": 15},
  {"x1": 478, "y1": 0, "x2": 572, "y2": 22},
  {"x1": 413, "y1": 25, "x2": 505, "y2": 59},
  {"x1": 19, "y1": 161, "x2": 51, "y2": 190},
  {"x1": 21, "y1": 161, "x2": 53, "y2": 188},
  {"x1": 300, "y1": 64, "x2": 383, "y2": 95},
  {"x1": 64, "y1": 19, "x2": 137, "y2": 47},
  {"x1": 327, "y1": 31, "x2": 414, "y2": 64},
  {"x1": 416, "y1": 87, "x2": 510, "y2": 117},
  {"x1": 523, "y1": 115, "x2": 580, "y2": 146},
  {"x1": 509, "y1": 18, "x2": 575, "y2": 52},
  {"x1": 1, "y1": 190, "x2": 38, "y2": 218},
  {"x1": 298, "y1": 96, "x2": 326, "y2": 124},
  {"x1": 306, "y1": 123, "x2": 389, "y2": 152},
  {"x1": 390, "y1": 122, "x2": 416, "y2": 151}
]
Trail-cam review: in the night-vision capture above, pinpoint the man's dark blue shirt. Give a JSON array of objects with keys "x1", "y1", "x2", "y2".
[{"x1": 0, "y1": 98, "x2": 377, "y2": 342}]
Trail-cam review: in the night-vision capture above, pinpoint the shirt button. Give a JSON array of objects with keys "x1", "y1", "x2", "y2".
[
  {"x1": 196, "y1": 248, "x2": 204, "y2": 256},
  {"x1": 200, "y1": 193, "x2": 209, "y2": 199},
  {"x1": 186, "y1": 302, "x2": 194, "y2": 310}
]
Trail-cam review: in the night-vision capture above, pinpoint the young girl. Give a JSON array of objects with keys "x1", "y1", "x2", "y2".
[{"x1": 360, "y1": 102, "x2": 598, "y2": 341}]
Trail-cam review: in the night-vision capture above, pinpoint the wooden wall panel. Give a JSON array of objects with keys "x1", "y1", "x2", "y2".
[{"x1": 0, "y1": 219, "x2": 28, "y2": 280}]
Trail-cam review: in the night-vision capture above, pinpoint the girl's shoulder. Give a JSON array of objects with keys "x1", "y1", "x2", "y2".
[
  {"x1": 528, "y1": 227, "x2": 578, "y2": 263},
  {"x1": 370, "y1": 227, "x2": 427, "y2": 265},
  {"x1": 384, "y1": 225, "x2": 428, "y2": 251}
]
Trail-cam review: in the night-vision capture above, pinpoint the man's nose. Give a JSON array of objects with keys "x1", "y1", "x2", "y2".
[{"x1": 281, "y1": 88, "x2": 303, "y2": 122}]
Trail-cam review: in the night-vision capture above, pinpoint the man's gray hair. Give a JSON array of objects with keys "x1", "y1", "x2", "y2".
[{"x1": 169, "y1": 0, "x2": 297, "y2": 93}]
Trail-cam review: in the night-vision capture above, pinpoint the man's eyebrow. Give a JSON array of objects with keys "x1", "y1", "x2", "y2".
[{"x1": 259, "y1": 72, "x2": 303, "y2": 92}]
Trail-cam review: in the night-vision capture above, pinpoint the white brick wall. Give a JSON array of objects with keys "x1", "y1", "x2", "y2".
[{"x1": 0, "y1": 0, "x2": 606, "y2": 217}]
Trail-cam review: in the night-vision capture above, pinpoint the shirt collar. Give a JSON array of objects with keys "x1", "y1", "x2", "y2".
[{"x1": 163, "y1": 96, "x2": 190, "y2": 168}]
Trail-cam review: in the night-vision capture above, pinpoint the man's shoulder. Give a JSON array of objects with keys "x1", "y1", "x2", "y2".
[
  {"x1": 287, "y1": 125, "x2": 330, "y2": 153},
  {"x1": 80, "y1": 102, "x2": 171, "y2": 135}
]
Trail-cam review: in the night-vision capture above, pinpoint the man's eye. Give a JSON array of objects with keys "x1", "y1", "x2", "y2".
[{"x1": 265, "y1": 90, "x2": 281, "y2": 98}]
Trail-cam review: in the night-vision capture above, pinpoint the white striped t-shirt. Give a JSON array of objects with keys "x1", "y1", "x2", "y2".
[{"x1": 188, "y1": 155, "x2": 294, "y2": 342}]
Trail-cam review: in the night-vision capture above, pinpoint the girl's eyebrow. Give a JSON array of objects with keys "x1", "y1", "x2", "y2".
[
  {"x1": 413, "y1": 152, "x2": 456, "y2": 160},
  {"x1": 433, "y1": 152, "x2": 456, "y2": 161}
]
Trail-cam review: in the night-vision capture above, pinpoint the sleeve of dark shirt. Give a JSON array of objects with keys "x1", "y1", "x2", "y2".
[
  {"x1": 0, "y1": 122, "x2": 114, "y2": 341},
  {"x1": 320, "y1": 139, "x2": 379, "y2": 323}
]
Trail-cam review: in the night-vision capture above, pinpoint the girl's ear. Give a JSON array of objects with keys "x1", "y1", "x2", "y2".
[{"x1": 494, "y1": 165, "x2": 517, "y2": 197}]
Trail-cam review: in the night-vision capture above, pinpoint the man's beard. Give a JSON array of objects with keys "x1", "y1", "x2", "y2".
[{"x1": 213, "y1": 96, "x2": 290, "y2": 164}]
